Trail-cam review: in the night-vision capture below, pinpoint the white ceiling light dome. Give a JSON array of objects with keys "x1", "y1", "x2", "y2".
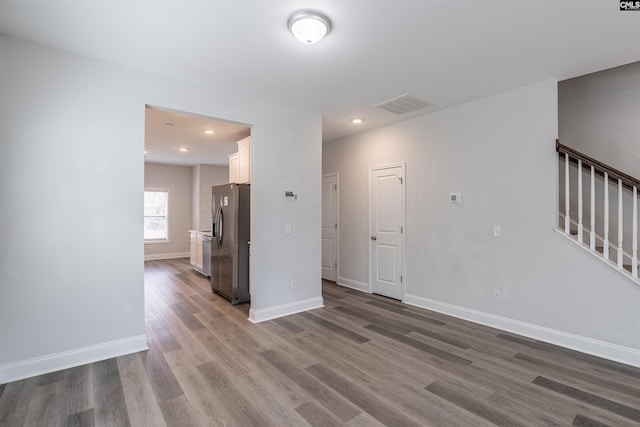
[{"x1": 288, "y1": 10, "x2": 332, "y2": 44}]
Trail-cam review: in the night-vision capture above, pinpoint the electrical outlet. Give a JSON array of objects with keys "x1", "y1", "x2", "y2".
[
  {"x1": 285, "y1": 223, "x2": 292, "y2": 234},
  {"x1": 493, "y1": 225, "x2": 502, "y2": 238},
  {"x1": 492, "y1": 289, "x2": 502, "y2": 302},
  {"x1": 290, "y1": 279, "x2": 297, "y2": 290}
]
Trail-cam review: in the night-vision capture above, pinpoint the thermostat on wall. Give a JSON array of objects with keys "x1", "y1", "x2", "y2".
[{"x1": 449, "y1": 193, "x2": 461, "y2": 203}]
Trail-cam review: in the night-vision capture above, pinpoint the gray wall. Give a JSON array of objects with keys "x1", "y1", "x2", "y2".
[
  {"x1": 0, "y1": 35, "x2": 321, "y2": 382},
  {"x1": 144, "y1": 162, "x2": 193, "y2": 259},
  {"x1": 559, "y1": 61, "x2": 640, "y2": 177},
  {"x1": 324, "y1": 79, "x2": 640, "y2": 364},
  {"x1": 193, "y1": 164, "x2": 229, "y2": 231}
]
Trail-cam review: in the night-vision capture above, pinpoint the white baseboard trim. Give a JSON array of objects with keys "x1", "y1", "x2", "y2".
[
  {"x1": 0, "y1": 334, "x2": 148, "y2": 384},
  {"x1": 404, "y1": 293, "x2": 640, "y2": 369},
  {"x1": 144, "y1": 252, "x2": 189, "y2": 261},
  {"x1": 337, "y1": 276, "x2": 369, "y2": 293},
  {"x1": 248, "y1": 297, "x2": 324, "y2": 323}
]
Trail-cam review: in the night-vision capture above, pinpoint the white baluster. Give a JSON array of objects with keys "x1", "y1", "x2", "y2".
[
  {"x1": 633, "y1": 185, "x2": 638, "y2": 279},
  {"x1": 577, "y1": 159, "x2": 583, "y2": 243},
  {"x1": 618, "y1": 179, "x2": 623, "y2": 268},
  {"x1": 604, "y1": 172, "x2": 609, "y2": 260},
  {"x1": 565, "y1": 153, "x2": 570, "y2": 234},
  {"x1": 590, "y1": 165, "x2": 596, "y2": 250}
]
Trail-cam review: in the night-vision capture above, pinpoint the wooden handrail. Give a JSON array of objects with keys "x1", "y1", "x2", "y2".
[{"x1": 556, "y1": 140, "x2": 640, "y2": 189}]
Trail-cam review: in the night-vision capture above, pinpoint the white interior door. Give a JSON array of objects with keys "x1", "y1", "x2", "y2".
[
  {"x1": 370, "y1": 164, "x2": 404, "y2": 300},
  {"x1": 322, "y1": 173, "x2": 338, "y2": 281}
]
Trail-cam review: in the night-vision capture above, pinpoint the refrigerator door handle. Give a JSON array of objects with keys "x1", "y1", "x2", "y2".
[
  {"x1": 212, "y1": 205, "x2": 219, "y2": 238},
  {"x1": 217, "y1": 207, "x2": 223, "y2": 248}
]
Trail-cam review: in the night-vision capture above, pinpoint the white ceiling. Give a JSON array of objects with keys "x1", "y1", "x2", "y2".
[
  {"x1": 144, "y1": 106, "x2": 250, "y2": 166},
  {"x1": 1, "y1": 1, "x2": 639, "y2": 145}
]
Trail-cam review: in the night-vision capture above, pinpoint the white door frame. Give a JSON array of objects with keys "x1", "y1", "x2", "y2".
[
  {"x1": 368, "y1": 162, "x2": 406, "y2": 300},
  {"x1": 322, "y1": 172, "x2": 339, "y2": 281}
]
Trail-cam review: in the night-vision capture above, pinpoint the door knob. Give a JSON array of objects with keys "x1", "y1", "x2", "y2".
[{"x1": 371, "y1": 236, "x2": 377, "y2": 240}]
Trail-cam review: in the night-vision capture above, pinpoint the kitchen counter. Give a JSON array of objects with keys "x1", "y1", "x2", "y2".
[{"x1": 189, "y1": 230, "x2": 212, "y2": 275}]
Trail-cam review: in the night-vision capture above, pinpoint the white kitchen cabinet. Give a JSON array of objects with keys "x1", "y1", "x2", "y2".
[
  {"x1": 228, "y1": 152, "x2": 239, "y2": 183},
  {"x1": 190, "y1": 231, "x2": 197, "y2": 266},
  {"x1": 228, "y1": 137, "x2": 251, "y2": 184},
  {"x1": 237, "y1": 136, "x2": 251, "y2": 184},
  {"x1": 195, "y1": 233, "x2": 203, "y2": 270}
]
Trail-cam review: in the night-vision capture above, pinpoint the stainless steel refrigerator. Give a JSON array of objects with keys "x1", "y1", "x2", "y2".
[{"x1": 211, "y1": 183, "x2": 250, "y2": 304}]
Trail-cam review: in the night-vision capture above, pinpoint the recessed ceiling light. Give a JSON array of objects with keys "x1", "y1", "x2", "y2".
[
  {"x1": 351, "y1": 118, "x2": 364, "y2": 124},
  {"x1": 179, "y1": 147, "x2": 189, "y2": 152},
  {"x1": 204, "y1": 129, "x2": 215, "y2": 135},
  {"x1": 288, "y1": 10, "x2": 332, "y2": 44}
]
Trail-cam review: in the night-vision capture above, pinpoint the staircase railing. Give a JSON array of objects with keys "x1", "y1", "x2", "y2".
[{"x1": 557, "y1": 140, "x2": 639, "y2": 281}]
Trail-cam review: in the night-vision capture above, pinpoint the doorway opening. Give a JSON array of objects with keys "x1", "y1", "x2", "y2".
[{"x1": 143, "y1": 105, "x2": 253, "y2": 306}]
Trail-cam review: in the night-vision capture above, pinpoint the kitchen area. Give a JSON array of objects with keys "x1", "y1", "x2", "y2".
[
  {"x1": 189, "y1": 135, "x2": 251, "y2": 304},
  {"x1": 144, "y1": 106, "x2": 252, "y2": 304}
]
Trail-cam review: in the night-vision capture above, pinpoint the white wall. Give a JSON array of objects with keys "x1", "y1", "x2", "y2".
[
  {"x1": 193, "y1": 164, "x2": 229, "y2": 231},
  {"x1": 0, "y1": 35, "x2": 322, "y2": 382},
  {"x1": 144, "y1": 163, "x2": 193, "y2": 259},
  {"x1": 559, "y1": 61, "x2": 640, "y2": 177},
  {"x1": 324, "y1": 79, "x2": 640, "y2": 366}
]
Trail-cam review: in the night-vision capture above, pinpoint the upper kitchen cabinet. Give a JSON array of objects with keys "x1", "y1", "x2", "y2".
[
  {"x1": 228, "y1": 136, "x2": 251, "y2": 184},
  {"x1": 228, "y1": 152, "x2": 239, "y2": 183}
]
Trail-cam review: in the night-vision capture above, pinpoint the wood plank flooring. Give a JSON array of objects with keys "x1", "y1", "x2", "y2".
[{"x1": 1, "y1": 257, "x2": 639, "y2": 426}]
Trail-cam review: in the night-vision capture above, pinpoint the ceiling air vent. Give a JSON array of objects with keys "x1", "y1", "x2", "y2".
[{"x1": 374, "y1": 94, "x2": 432, "y2": 115}]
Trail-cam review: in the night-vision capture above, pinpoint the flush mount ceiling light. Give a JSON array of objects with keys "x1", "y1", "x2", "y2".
[
  {"x1": 288, "y1": 10, "x2": 332, "y2": 44},
  {"x1": 179, "y1": 147, "x2": 189, "y2": 152},
  {"x1": 204, "y1": 129, "x2": 215, "y2": 135},
  {"x1": 351, "y1": 117, "x2": 364, "y2": 124}
]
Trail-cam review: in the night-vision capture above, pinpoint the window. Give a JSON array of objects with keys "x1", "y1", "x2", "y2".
[{"x1": 144, "y1": 189, "x2": 169, "y2": 242}]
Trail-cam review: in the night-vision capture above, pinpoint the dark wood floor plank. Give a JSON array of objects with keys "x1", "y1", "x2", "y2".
[
  {"x1": 306, "y1": 363, "x2": 423, "y2": 427},
  {"x1": 157, "y1": 395, "x2": 203, "y2": 427},
  {"x1": 273, "y1": 315, "x2": 307, "y2": 333},
  {"x1": 0, "y1": 377, "x2": 38, "y2": 426},
  {"x1": 197, "y1": 361, "x2": 277, "y2": 427},
  {"x1": 23, "y1": 381, "x2": 67, "y2": 427},
  {"x1": 364, "y1": 323, "x2": 473, "y2": 365},
  {"x1": 425, "y1": 381, "x2": 527, "y2": 427},
  {"x1": 295, "y1": 329, "x2": 493, "y2": 426},
  {"x1": 295, "y1": 400, "x2": 345, "y2": 427},
  {"x1": 146, "y1": 317, "x2": 182, "y2": 352},
  {"x1": 138, "y1": 345, "x2": 185, "y2": 402},
  {"x1": 297, "y1": 311, "x2": 370, "y2": 343},
  {"x1": 533, "y1": 376, "x2": 640, "y2": 422},
  {"x1": 163, "y1": 349, "x2": 234, "y2": 424},
  {"x1": 66, "y1": 408, "x2": 94, "y2": 427},
  {"x1": 234, "y1": 363, "x2": 312, "y2": 426},
  {"x1": 92, "y1": 358, "x2": 131, "y2": 427},
  {"x1": 62, "y1": 364, "x2": 93, "y2": 417},
  {"x1": 260, "y1": 349, "x2": 361, "y2": 422},
  {"x1": 117, "y1": 353, "x2": 167, "y2": 427},
  {"x1": 500, "y1": 333, "x2": 640, "y2": 381},
  {"x1": 572, "y1": 413, "x2": 611, "y2": 427},
  {"x1": 513, "y1": 352, "x2": 640, "y2": 407},
  {"x1": 169, "y1": 302, "x2": 206, "y2": 331},
  {"x1": 366, "y1": 299, "x2": 446, "y2": 326}
]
